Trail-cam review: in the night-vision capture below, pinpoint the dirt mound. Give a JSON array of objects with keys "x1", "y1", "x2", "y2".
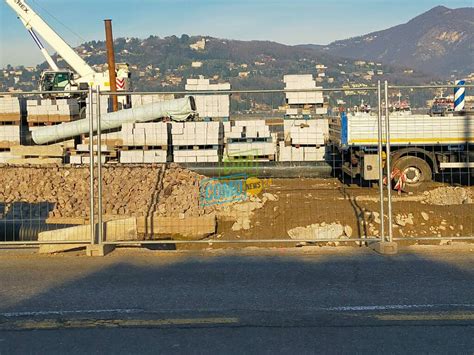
[{"x1": 423, "y1": 187, "x2": 473, "y2": 206}]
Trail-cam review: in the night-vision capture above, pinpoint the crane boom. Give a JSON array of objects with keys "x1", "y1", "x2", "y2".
[{"x1": 5, "y1": 0, "x2": 96, "y2": 79}]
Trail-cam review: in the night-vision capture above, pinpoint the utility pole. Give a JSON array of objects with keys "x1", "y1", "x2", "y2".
[{"x1": 104, "y1": 19, "x2": 118, "y2": 112}]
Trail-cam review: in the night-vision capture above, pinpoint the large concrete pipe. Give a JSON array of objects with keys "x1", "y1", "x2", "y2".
[{"x1": 31, "y1": 96, "x2": 195, "y2": 145}]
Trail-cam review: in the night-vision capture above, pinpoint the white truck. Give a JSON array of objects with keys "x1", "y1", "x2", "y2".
[
  {"x1": 328, "y1": 111, "x2": 474, "y2": 191},
  {"x1": 5, "y1": 0, "x2": 130, "y2": 98}
]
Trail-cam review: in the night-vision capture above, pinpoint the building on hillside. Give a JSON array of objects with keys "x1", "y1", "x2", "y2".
[{"x1": 190, "y1": 38, "x2": 206, "y2": 51}]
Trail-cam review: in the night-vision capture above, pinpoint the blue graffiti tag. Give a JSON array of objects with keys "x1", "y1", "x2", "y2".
[{"x1": 199, "y1": 174, "x2": 248, "y2": 207}]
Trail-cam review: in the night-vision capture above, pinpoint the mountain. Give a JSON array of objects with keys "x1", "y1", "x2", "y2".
[{"x1": 312, "y1": 6, "x2": 474, "y2": 78}]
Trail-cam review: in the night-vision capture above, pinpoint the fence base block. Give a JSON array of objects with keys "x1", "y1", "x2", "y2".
[
  {"x1": 371, "y1": 241, "x2": 398, "y2": 255},
  {"x1": 86, "y1": 244, "x2": 115, "y2": 257}
]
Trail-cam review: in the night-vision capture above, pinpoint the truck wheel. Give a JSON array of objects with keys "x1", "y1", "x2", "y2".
[{"x1": 393, "y1": 156, "x2": 432, "y2": 192}]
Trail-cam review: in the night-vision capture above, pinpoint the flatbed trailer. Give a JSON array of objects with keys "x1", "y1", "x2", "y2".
[{"x1": 328, "y1": 111, "x2": 474, "y2": 191}]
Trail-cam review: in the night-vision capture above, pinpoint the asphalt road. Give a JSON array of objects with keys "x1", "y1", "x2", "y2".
[{"x1": 0, "y1": 246, "x2": 473, "y2": 354}]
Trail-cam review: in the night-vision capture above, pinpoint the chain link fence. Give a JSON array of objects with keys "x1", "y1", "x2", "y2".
[{"x1": 0, "y1": 81, "x2": 472, "y2": 252}]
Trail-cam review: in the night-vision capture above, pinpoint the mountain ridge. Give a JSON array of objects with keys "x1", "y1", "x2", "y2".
[{"x1": 314, "y1": 6, "x2": 474, "y2": 77}]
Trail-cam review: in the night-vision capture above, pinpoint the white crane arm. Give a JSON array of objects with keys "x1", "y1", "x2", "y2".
[
  {"x1": 19, "y1": 17, "x2": 59, "y2": 71},
  {"x1": 5, "y1": 0, "x2": 96, "y2": 79}
]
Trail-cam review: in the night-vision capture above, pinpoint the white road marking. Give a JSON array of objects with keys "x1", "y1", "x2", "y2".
[
  {"x1": 324, "y1": 304, "x2": 474, "y2": 311},
  {"x1": 0, "y1": 309, "x2": 143, "y2": 318},
  {"x1": 1, "y1": 304, "x2": 473, "y2": 318}
]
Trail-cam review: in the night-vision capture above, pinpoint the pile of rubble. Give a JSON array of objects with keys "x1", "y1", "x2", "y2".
[
  {"x1": 0, "y1": 164, "x2": 266, "y2": 225},
  {"x1": 288, "y1": 222, "x2": 349, "y2": 240},
  {"x1": 0, "y1": 166, "x2": 162, "y2": 219},
  {"x1": 153, "y1": 164, "x2": 277, "y2": 230},
  {"x1": 423, "y1": 187, "x2": 473, "y2": 206},
  {"x1": 154, "y1": 164, "x2": 214, "y2": 217}
]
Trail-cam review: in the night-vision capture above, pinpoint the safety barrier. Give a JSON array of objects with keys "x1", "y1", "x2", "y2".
[{"x1": 0, "y1": 82, "x2": 472, "y2": 253}]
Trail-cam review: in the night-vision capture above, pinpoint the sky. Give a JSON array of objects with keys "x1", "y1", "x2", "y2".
[{"x1": 0, "y1": 0, "x2": 472, "y2": 67}]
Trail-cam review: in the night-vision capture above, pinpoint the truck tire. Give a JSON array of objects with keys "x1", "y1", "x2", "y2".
[{"x1": 393, "y1": 156, "x2": 432, "y2": 192}]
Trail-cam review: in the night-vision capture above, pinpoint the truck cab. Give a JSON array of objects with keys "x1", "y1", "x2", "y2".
[{"x1": 40, "y1": 70, "x2": 76, "y2": 93}]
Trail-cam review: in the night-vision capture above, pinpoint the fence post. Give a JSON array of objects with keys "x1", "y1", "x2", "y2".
[
  {"x1": 86, "y1": 87, "x2": 113, "y2": 256},
  {"x1": 384, "y1": 81, "x2": 393, "y2": 243},
  {"x1": 96, "y1": 87, "x2": 103, "y2": 245},
  {"x1": 88, "y1": 86, "x2": 96, "y2": 246},
  {"x1": 376, "y1": 80, "x2": 385, "y2": 242}
]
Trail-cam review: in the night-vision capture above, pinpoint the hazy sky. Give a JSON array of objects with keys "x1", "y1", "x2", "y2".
[{"x1": 0, "y1": 0, "x2": 472, "y2": 67}]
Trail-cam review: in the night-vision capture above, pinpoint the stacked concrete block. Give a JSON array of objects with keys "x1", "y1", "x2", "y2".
[
  {"x1": 0, "y1": 96, "x2": 22, "y2": 121},
  {"x1": 224, "y1": 120, "x2": 275, "y2": 160},
  {"x1": 192, "y1": 95, "x2": 230, "y2": 118},
  {"x1": 85, "y1": 95, "x2": 111, "y2": 120},
  {"x1": 284, "y1": 75, "x2": 324, "y2": 105},
  {"x1": 171, "y1": 122, "x2": 221, "y2": 146},
  {"x1": 185, "y1": 77, "x2": 231, "y2": 118},
  {"x1": 286, "y1": 107, "x2": 328, "y2": 116},
  {"x1": 82, "y1": 131, "x2": 123, "y2": 146},
  {"x1": 0, "y1": 151, "x2": 22, "y2": 163},
  {"x1": 70, "y1": 155, "x2": 107, "y2": 165},
  {"x1": 224, "y1": 120, "x2": 271, "y2": 140},
  {"x1": 226, "y1": 142, "x2": 275, "y2": 157},
  {"x1": 278, "y1": 142, "x2": 326, "y2": 162},
  {"x1": 0, "y1": 94, "x2": 21, "y2": 147},
  {"x1": 27, "y1": 98, "x2": 79, "y2": 123},
  {"x1": 284, "y1": 119, "x2": 328, "y2": 146},
  {"x1": 131, "y1": 94, "x2": 175, "y2": 107},
  {"x1": 278, "y1": 118, "x2": 328, "y2": 162},
  {"x1": 119, "y1": 150, "x2": 167, "y2": 164},
  {"x1": 171, "y1": 121, "x2": 221, "y2": 163},
  {"x1": 0, "y1": 125, "x2": 20, "y2": 147},
  {"x1": 121, "y1": 122, "x2": 168, "y2": 147},
  {"x1": 69, "y1": 143, "x2": 115, "y2": 165},
  {"x1": 174, "y1": 149, "x2": 219, "y2": 163}
]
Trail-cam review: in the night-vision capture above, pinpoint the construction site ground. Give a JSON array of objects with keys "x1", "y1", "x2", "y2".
[
  {"x1": 203, "y1": 178, "x2": 474, "y2": 249},
  {"x1": 1, "y1": 165, "x2": 472, "y2": 251}
]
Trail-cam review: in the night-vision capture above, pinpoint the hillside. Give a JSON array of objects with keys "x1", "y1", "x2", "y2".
[
  {"x1": 315, "y1": 6, "x2": 474, "y2": 77},
  {"x1": 34, "y1": 35, "x2": 431, "y2": 92}
]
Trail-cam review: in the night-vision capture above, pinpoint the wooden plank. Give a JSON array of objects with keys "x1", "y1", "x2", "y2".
[
  {"x1": 0, "y1": 113, "x2": 21, "y2": 121},
  {"x1": 0, "y1": 141, "x2": 19, "y2": 149},
  {"x1": 6, "y1": 158, "x2": 62, "y2": 165},
  {"x1": 10, "y1": 145, "x2": 65, "y2": 157},
  {"x1": 46, "y1": 217, "x2": 87, "y2": 225}
]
